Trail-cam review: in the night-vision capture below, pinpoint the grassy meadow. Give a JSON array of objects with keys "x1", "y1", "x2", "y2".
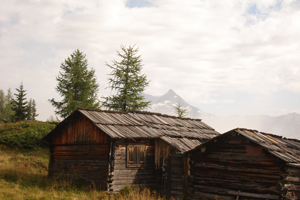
[{"x1": 0, "y1": 122, "x2": 167, "y2": 200}]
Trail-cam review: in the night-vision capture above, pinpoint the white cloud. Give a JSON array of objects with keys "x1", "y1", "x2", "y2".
[{"x1": 0, "y1": 0, "x2": 300, "y2": 120}]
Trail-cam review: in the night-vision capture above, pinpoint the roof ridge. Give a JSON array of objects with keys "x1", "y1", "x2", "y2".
[
  {"x1": 236, "y1": 127, "x2": 300, "y2": 142},
  {"x1": 77, "y1": 107, "x2": 202, "y2": 121}
]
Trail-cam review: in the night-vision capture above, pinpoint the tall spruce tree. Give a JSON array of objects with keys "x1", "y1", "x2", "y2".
[
  {"x1": 49, "y1": 49, "x2": 100, "y2": 118},
  {"x1": 12, "y1": 82, "x2": 28, "y2": 121},
  {"x1": 102, "y1": 45, "x2": 150, "y2": 112}
]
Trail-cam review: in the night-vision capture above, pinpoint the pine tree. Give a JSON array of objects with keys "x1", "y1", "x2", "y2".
[
  {"x1": 102, "y1": 45, "x2": 150, "y2": 112},
  {"x1": 27, "y1": 98, "x2": 33, "y2": 121},
  {"x1": 12, "y1": 82, "x2": 28, "y2": 121},
  {"x1": 174, "y1": 102, "x2": 188, "y2": 118},
  {"x1": 31, "y1": 99, "x2": 38, "y2": 121},
  {"x1": 49, "y1": 49, "x2": 100, "y2": 118},
  {"x1": 4, "y1": 89, "x2": 15, "y2": 123}
]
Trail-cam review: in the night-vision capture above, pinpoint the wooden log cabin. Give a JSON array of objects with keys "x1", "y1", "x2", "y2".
[
  {"x1": 186, "y1": 128, "x2": 300, "y2": 200},
  {"x1": 41, "y1": 108, "x2": 220, "y2": 198}
]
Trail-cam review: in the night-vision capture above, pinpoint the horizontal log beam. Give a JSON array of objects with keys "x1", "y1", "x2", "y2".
[
  {"x1": 192, "y1": 162, "x2": 281, "y2": 173},
  {"x1": 228, "y1": 190, "x2": 279, "y2": 199}
]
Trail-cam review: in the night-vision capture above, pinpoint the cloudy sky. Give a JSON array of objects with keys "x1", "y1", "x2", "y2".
[{"x1": 1, "y1": 0, "x2": 300, "y2": 121}]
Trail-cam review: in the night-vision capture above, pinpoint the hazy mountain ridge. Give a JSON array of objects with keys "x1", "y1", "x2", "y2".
[
  {"x1": 145, "y1": 89, "x2": 216, "y2": 120},
  {"x1": 145, "y1": 89, "x2": 300, "y2": 139}
]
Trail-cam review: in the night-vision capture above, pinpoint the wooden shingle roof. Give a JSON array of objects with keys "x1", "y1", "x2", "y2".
[
  {"x1": 43, "y1": 108, "x2": 220, "y2": 152},
  {"x1": 189, "y1": 128, "x2": 300, "y2": 167},
  {"x1": 235, "y1": 128, "x2": 300, "y2": 167}
]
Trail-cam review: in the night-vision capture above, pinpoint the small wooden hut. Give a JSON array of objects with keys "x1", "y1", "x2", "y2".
[
  {"x1": 42, "y1": 108, "x2": 220, "y2": 198},
  {"x1": 186, "y1": 128, "x2": 300, "y2": 200}
]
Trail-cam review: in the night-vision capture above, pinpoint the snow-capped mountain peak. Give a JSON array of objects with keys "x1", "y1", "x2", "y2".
[
  {"x1": 145, "y1": 89, "x2": 215, "y2": 120},
  {"x1": 143, "y1": 89, "x2": 300, "y2": 139}
]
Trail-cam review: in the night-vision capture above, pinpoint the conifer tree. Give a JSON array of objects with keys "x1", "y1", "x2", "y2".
[
  {"x1": 27, "y1": 98, "x2": 33, "y2": 121},
  {"x1": 12, "y1": 82, "x2": 28, "y2": 121},
  {"x1": 102, "y1": 45, "x2": 150, "y2": 112},
  {"x1": 49, "y1": 49, "x2": 100, "y2": 118},
  {"x1": 31, "y1": 99, "x2": 38, "y2": 121},
  {"x1": 3, "y1": 89, "x2": 14, "y2": 123},
  {"x1": 174, "y1": 102, "x2": 188, "y2": 118}
]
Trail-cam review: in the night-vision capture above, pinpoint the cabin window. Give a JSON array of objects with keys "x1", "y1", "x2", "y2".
[{"x1": 127, "y1": 144, "x2": 146, "y2": 167}]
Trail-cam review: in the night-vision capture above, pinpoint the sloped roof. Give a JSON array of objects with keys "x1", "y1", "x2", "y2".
[
  {"x1": 189, "y1": 128, "x2": 300, "y2": 167},
  {"x1": 235, "y1": 128, "x2": 300, "y2": 167},
  {"x1": 43, "y1": 108, "x2": 220, "y2": 152}
]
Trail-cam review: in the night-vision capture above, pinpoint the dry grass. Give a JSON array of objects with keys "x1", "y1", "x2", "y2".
[
  {"x1": 0, "y1": 145, "x2": 106, "y2": 200},
  {"x1": 114, "y1": 185, "x2": 166, "y2": 200},
  {"x1": 0, "y1": 145, "x2": 166, "y2": 200}
]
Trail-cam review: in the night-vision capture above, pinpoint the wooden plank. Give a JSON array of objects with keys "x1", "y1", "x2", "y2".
[
  {"x1": 166, "y1": 153, "x2": 172, "y2": 199},
  {"x1": 113, "y1": 164, "x2": 154, "y2": 170},
  {"x1": 170, "y1": 182, "x2": 183, "y2": 190},
  {"x1": 193, "y1": 183, "x2": 279, "y2": 194},
  {"x1": 171, "y1": 166, "x2": 184, "y2": 174},
  {"x1": 112, "y1": 175, "x2": 154, "y2": 181},
  {"x1": 52, "y1": 115, "x2": 109, "y2": 145},
  {"x1": 192, "y1": 191, "x2": 233, "y2": 200},
  {"x1": 114, "y1": 159, "x2": 126, "y2": 164},
  {"x1": 192, "y1": 170, "x2": 280, "y2": 183},
  {"x1": 192, "y1": 162, "x2": 281, "y2": 174},
  {"x1": 52, "y1": 155, "x2": 108, "y2": 160},
  {"x1": 111, "y1": 179, "x2": 156, "y2": 185},
  {"x1": 283, "y1": 184, "x2": 300, "y2": 190},
  {"x1": 228, "y1": 190, "x2": 279, "y2": 199},
  {"x1": 170, "y1": 177, "x2": 183, "y2": 182},
  {"x1": 286, "y1": 176, "x2": 300, "y2": 183},
  {"x1": 184, "y1": 154, "x2": 188, "y2": 198},
  {"x1": 53, "y1": 144, "x2": 109, "y2": 150},
  {"x1": 112, "y1": 169, "x2": 154, "y2": 175},
  {"x1": 109, "y1": 183, "x2": 156, "y2": 192}
]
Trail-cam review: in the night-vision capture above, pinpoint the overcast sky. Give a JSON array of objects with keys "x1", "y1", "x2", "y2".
[{"x1": 1, "y1": 0, "x2": 300, "y2": 121}]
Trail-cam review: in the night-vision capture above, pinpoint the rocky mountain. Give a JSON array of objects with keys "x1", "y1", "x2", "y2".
[
  {"x1": 145, "y1": 89, "x2": 216, "y2": 120},
  {"x1": 145, "y1": 89, "x2": 300, "y2": 139}
]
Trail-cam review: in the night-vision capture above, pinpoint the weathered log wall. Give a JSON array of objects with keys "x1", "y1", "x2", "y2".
[
  {"x1": 49, "y1": 144, "x2": 109, "y2": 189},
  {"x1": 169, "y1": 153, "x2": 185, "y2": 199},
  {"x1": 187, "y1": 134, "x2": 285, "y2": 200},
  {"x1": 284, "y1": 167, "x2": 300, "y2": 199},
  {"x1": 108, "y1": 139, "x2": 156, "y2": 192},
  {"x1": 155, "y1": 139, "x2": 174, "y2": 197},
  {"x1": 51, "y1": 114, "x2": 109, "y2": 145},
  {"x1": 49, "y1": 113, "x2": 110, "y2": 189},
  {"x1": 154, "y1": 139, "x2": 186, "y2": 199}
]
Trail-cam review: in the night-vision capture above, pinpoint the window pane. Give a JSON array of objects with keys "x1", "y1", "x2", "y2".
[
  {"x1": 133, "y1": 146, "x2": 137, "y2": 164},
  {"x1": 127, "y1": 144, "x2": 146, "y2": 167},
  {"x1": 139, "y1": 146, "x2": 145, "y2": 164},
  {"x1": 128, "y1": 146, "x2": 134, "y2": 163}
]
